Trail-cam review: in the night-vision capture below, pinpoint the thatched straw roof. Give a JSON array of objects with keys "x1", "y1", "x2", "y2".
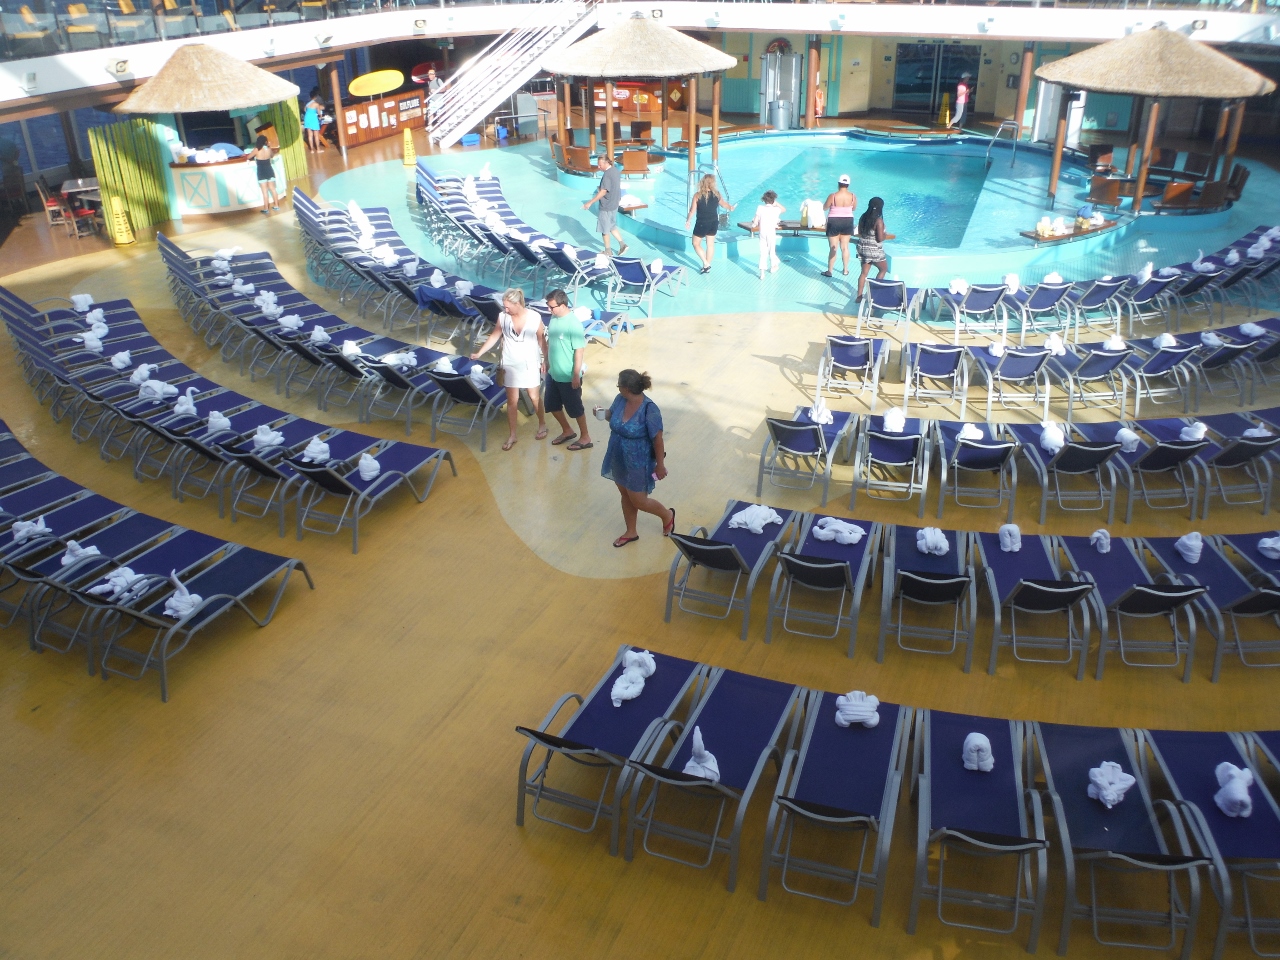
[
  {"x1": 542, "y1": 13, "x2": 736, "y2": 79},
  {"x1": 1035, "y1": 26, "x2": 1275, "y2": 99},
  {"x1": 115, "y1": 44, "x2": 299, "y2": 115}
]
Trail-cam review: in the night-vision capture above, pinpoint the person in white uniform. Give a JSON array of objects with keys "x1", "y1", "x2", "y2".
[
  {"x1": 471, "y1": 288, "x2": 548, "y2": 451},
  {"x1": 750, "y1": 189, "x2": 785, "y2": 279}
]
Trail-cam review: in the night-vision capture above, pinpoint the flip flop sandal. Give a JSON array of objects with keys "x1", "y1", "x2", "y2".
[
  {"x1": 613, "y1": 535, "x2": 639, "y2": 548},
  {"x1": 567, "y1": 441, "x2": 594, "y2": 451},
  {"x1": 663, "y1": 507, "x2": 677, "y2": 537},
  {"x1": 551, "y1": 433, "x2": 577, "y2": 445},
  {"x1": 535, "y1": 428, "x2": 548, "y2": 440}
]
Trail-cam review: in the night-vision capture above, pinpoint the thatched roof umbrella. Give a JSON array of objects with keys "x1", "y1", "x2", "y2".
[
  {"x1": 542, "y1": 12, "x2": 736, "y2": 167},
  {"x1": 114, "y1": 44, "x2": 300, "y2": 114},
  {"x1": 1034, "y1": 27, "x2": 1275, "y2": 211}
]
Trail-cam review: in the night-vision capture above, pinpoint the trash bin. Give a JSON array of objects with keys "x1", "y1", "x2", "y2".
[{"x1": 768, "y1": 100, "x2": 793, "y2": 131}]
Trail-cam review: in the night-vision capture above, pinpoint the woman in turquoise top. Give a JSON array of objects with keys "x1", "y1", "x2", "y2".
[
  {"x1": 303, "y1": 89, "x2": 324, "y2": 152},
  {"x1": 597, "y1": 369, "x2": 675, "y2": 548}
]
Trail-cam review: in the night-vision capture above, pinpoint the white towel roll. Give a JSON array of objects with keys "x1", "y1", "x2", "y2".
[
  {"x1": 1003, "y1": 273, "x2": 1020, "y2": 295},
  {"x1": 1088, "y1": 761, "x2": 1136, "y2": 808},
  {"x1": 1105, "y1": 334, "x2": 1127, "y2": 351},
  {"x1": 110, "y1": 350, "x2": 132, "y2": 370},
  {"x1": 85, "y1": 307, "x2": 105, "y2": 326},
  {"x1": 1215, "y1": 762, "x2": 1254, "y2": 818},
  {"x1": 916, "y1": 527, "x2": 949, "y2": 556},
  {"x1": 1259, "y1": 536, "x2": 1280, "y2": 560},
  {"x1": 1201, "y1": 330, "x2": 1224, "y2": 349},
  {"x1": 70, "y1": 293, "x2": 94, "y2": 312},
  {"x1": 81, "y1": 332, "x2": 103, "y2": 354},
  {"x1": 1240, "y1": 322, "x2": 1268, "y2": 338},
  {"x1": 834, "y1": 691, "x2": 880, "y2": 728},
  {"x1": 1155, "y1": 332, "x2": 1177, "y2": 349},
  {"x1": 882, "y1": 407, "x2": 906, "y2": 434},
  {"x1": 1045, "y1": 333, "x2": 1066, "y2": 356},
  {"x1": 357, "y1": 453, "x2": 381, "y2": 481},
  {"x1": 1158, "y1": 266, "x2": 1181, "y2": 278},
  {"x1": 1180, "y1": 421, "x2": 1207, "y2": 442},
  {"x1": 207, "y1": 411, "x2": 231, "y2": 433},
  {"x1": 681, "y1": 726, "x2": 720, "y2": 782},
  {"x1": 998, "y1": 524, "x2": 1021, "y2": 553},
  {"x1": 948, "y1": 277, "x2": 970, "y2": 296},
  {"x1": 1040, "y1": 422, "x2": 1065, "y2": 455},
  {"x1": 1091, "y1": 529, "x2": 1111, "y2": 553},
  {"x1": 1226, "y1": 248, "x2": 1241, "y2": 266},
  {"x1": 1244, "y1": 426, "x2": 1273, "y2": 439},
  {"x1": 812, "y1": 517, "x2": 865, "y2": 545},
  {"x1": 309, "y1": 326, "x2": 331, "y2": 345},
  {"x1": 301, "y1": 437, "x2": 331, "y2": 463},
  {"x1": 1043, "y1": 271, "x2": 1064, "y2": 284},
  {"x1": 1175, "y1": 532, "x2": 1203, "y2": 564},
  {"x1": 958, "y1": 422, "x2": 983, "y2": 441},
  {"x1": 468, "y1": 365, "x2": 493, "y2": 389},
  {"x1": 963, "y1": 732, "x2": 994, "y2": 772},
  {"x1": 1116, "y1": 427, "x2": 1141, "y2": 453}
]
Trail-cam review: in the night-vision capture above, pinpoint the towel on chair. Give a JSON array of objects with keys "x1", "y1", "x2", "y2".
[
  {"x1": 1137, "y1": 262, "x2": 1153, "y2": 285},
  {"x1": 610, "y1": 649, "x2": 657, "y2": 707},
  {"x1": 138, "y1": 380, "x2": 177, "y2": 402},
  {"x1": 87, "y1": 566, "x2": 145, "y2": 601},
  {"x1": 429, "y1": 269, "x2": 446, "y2": 288},
  {"x1": 882, "y1": 407, "x2": 906, "y2": 434},
  {"x1": 478, "y1": 162, "x2": 493, "y2": 181},
  {"x1": 212, "y1": 274, "x2": 233, "y2": 287},
  {"x1": 261, "y1": 303, "x2": 283, "y2": 321},
  {"x1": 730, "y1": 504, "x2": 784, "y2": 534},
  {"x1": 1180, "y1": 421, "x2": 1207, "y2": 442},
  {"x1": 163, "y1": 570, "x2": 203, "y2": 619},
  {"x1": 80, "y1": 332, "x2": 103, "y2": 354},
  {"x1": 1192, "y1": 250, "x2": 1216, "y2": 274},
  {"x1": 1045, "y1": 333, "x2": 1067, "y2": 356},
  {"x1": 1088, "y1": 761, "x2": 1136, "y2": 809},
  {"x1": 1040, "y1": 422, "x2": 1065, "y2": 455},
  {"x1": 948, "y1": 277, "x2": 970, "y2": 297},
  {"x1": 959, "y1": 422, "x2": 983, "y2": 441},
  {"x1": 594, "y1": 253, "x2": 610, "y2": 270},
  {"x1": 129, "y1": 364, "x2": 154, "y2": 385},
  {"x1": 1215, "y1": 762, "x2": 1255, "y2": 818},
  {"x1": 355, "y1": 234, "x2": 375, "y2": 252},
  {"x1": 916, "y1": 527, "x2": 949, "y2": 556},
  {"x1": 432, "y1": 357, "x2": 455, "y2": 374},
  {"x1": 301, "y1": 437, "x2": 331, "y2": 463},
  {"x1": 574, "y1": 306, "x2": 594, "y2": 323},
  {"x1": 963, "y1": 732, "x2": 995, "y2": 772},
  {"x1": 812, "y1": 517, "x2": 865, "y2": 545},
  {"x1": 1249, "y1": 242, "x2": 1269, "y2": 260},
  {"x1": 834, "y1": 691, "x2": 880, "y2": 728},
  {"x1": 83, "y1": 319, "x2": 110, "y2": 339},
  {"x1": 1116, "y1": 427, "x2": 1142, "y2": 453},
  {"x1": 682, "y1": 726, "x2": 720, "y2": 782},
  {"x1": 173, "y1": 387, "x2": 198, "y2": 418},
  {"x1": 357, "y1": 453, "x2": 381, "y2": 481},
  {"x1": 1091, "y1": 529, "x2": 1111, "y2": 554},
  {"x1": 1245, "y1": 425, "x2": 1274, "y2": 439},
  {"x1": 277, "y1": 314, "x2": 303, "y2": 331},
  {"x1": 111, "y1": 351, "x2": 132, "y2": 370},
  {"x1": 1175, "y1": 532, "x2": 1203, "y2": 564},
  {"x1": 1261, "y1": 537, "x2": 1280, "y2": 561},
  {"x1": 454, "y1": 281, "x2": 474, "y2": 298},
  {"x1": 1003, "y1": 273, "x2": 1020, "y2": 295},
  {"x1": 1155, "y1": 332, "x2": 1178, "y2": 349},
  {"x1": 649, "y1": 258, "x2": 664, "y2": 275},
  {"x1": 1240, "y1": 322, "x2": 1268, "y2": 338},
  {"x1": 1158, "y1": 266, "x2": 1181, "y2": 278},
  {"x1": 252, "y1": 424, "x2": 285, "y2": 449},
  {"x1": 211, "y1": 258, "x2": 230, "y2": 273},
  {"x1": 71, "y1": 294, "x2": 94, "y2": 312},
  {"x1": 1201, "y1": 330, "x2": 1224, "y2": 349},
  {"x1": 60, "y1": 539, "x2": 100, "y2": 566},
  {"x1": 998, "y1": 524, "x2": 1021, "y2": 553},
  {"x1": 85, "y1": 307, "x2": 105, "y2": 326},
  {"x1": 468, "y1": 365, "x2": 493, "y2": 389},
  {"x1": 231, "y1": 279, "x2": 255, "y2": 296},
  {"x1": 254, "y1": 290, "x2": 278, "y2": 309},
  {"x1": 807, "y1": 398, "x2": 834, "y2": 425},
  {"x1": 402, "y1": 258, "x2": 419, "y2": 278},
  {"x1": 988, "y1": 342, "x2": 1005, "y2": 358},
  {"x1": 215, "y1": 246, "x2": 240, "y2": 261},
  {"x1": 207, "y1": 411, "x2": 232, "y2": 434},
  {"x1": 1105, "y1": 334, "x2": 1126, "y2": 351},
  {"x1": 371, "y1": 244, "x2": 397, "y2": 266},
  {"x1": 341, "y1": 341, "x2": 362, "y2": 359},
  {"x1": 1226, "y1": 248, "x2": 1241, "y2": 266},
  {"x1": 309, "y1": 326, "x2": 331, "y2": 345},
  {"x1": 12, "y1": 515, "x2": 49, "y2": 543},
  {"x1": 382, "y1": 351, "x2": 418, "y2": 371},
  {"x1": 1043, "y1": 271, "x2": 1064, "y2": 284},
  {"x1": 1267, "y1": 227, "x2": 1280, "y2": 241}
]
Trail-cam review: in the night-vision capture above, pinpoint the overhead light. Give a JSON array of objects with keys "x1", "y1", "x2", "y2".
[
  {"x1": 105, "y1": 58, "x2": 129, "y2": 76},
  {"x1": 316, "y1": 34, "x2": 332, "y2": 48},
  {"x1": 19, "y1": 71, "x2": 36, "y2": 93},
  {"x1": 651, "y1": 8, "x2": 662, "y2": 17}
]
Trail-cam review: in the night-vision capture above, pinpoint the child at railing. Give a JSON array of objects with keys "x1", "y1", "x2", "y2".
[{"x1": 749, "y1": 189, "x2": 784, "y2": 280}]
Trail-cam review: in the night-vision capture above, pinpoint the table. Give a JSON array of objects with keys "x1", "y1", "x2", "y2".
[
  {"x1": 1019, "y1": 219, "x2": 1118, "y2": 246},
  {"x1": 61, "y1": 177, "x2": 99, "y2": 194},
  {"x1": 619, "y1": 203, "x2": 647, "y2": 216},
  {"x1": 738, "y1": 219, "x2": 825, "y2": 237}
]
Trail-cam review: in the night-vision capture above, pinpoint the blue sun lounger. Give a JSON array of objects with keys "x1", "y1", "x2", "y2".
[
  {"x1": 878, "y1": 524, "x2": 976, "y2": 671},
  {"x1": 933, "y1": 420, "x2": 1019, "y2": 522},
  {"x1": 623, "y1": 668, "x2": 805, "y2": 891},
  {"x1": 756, "y1": 404, "x2": 855, "y2": 507},
  {"x1": 516, "y1": 645, "x2": 708, "y2": 855},
  {"x1": 759, "y1": 690, "x2": 910, "y2": 924}
]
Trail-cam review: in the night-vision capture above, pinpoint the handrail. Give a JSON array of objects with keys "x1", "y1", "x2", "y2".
[
  {"x1": 986, "y1": 120, "x2": 1021, "y2": 167},
  {"x1": 686, "y1": 161, "x2": 731, "y2": 213}
]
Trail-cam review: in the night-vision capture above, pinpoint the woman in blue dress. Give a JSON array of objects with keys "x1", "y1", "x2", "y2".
[
  {"x1": 597, "y1": 369, "x2": 675, "y2": 548},
  {"x1": 303, "y1": 89, "x2": 324, "y2": 153}
]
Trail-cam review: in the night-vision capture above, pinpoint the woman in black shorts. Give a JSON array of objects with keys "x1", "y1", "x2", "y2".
[
  {"x1": 685, "y1": 174, "x2": 734, "y2": 275},
  {"x1": 821, "y1": 174, "x2": 856, "y2": 277},
  {"x1": 246, "y1": 135, "x2": 279, "y2": 214}
]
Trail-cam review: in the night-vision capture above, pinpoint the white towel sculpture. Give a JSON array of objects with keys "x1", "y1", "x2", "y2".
[
  {"x1": 1241, "y1": 322, "x2": 1267, "y2": 338},
  {"x1": 1226, "y1": 248, "x2": 1241, "y2": 266},
  {"x1": 1105, "y1": 334, "x2": 1126, "y2": 351},
  {"x1": 12, "y1": 516, "x2": 49, "y2": 543},
  {"x1": 301, "y1": 437, "x2": 331, "y2": 463},
  {"x1": 138, "y1": 380, "x2": 177, "y2": 402},
  {"x1": 468, "y1": 365, "x2": 493, "y2": 389},
  {"x1": 277, "y1": 314, "x2": 303, "y2": 331},
  {"x1": 959, "y1": 422, "x2": 983, "y2": 441},
  {"x1": 1201, "y1": 330, "x2": 1224, "y2": 349},
  {"x1": 882, "y1": 407, "x2": 906, "y2": 434},
  {"x1": 1258, "y1": 536, "x2": 1280, "y2": 560},
  {"x1": 729, "y1": 504, "x2": 783, "y2": 535},
  {"x1": 963, "y1": 732, "x2": 995, "y2": 772},
  {"x1": 252, "y1": 425, "x2": 285, "y2": 449},
  {"x1": 206, "y1": 411, "x2": 232, "y2": 434},
  {"x1": 1180, "y1": 421, "x2": 1207, "y2": 442},
  {"x1": 163, "y1": 570, "x2": 202, "y2": 619},
  {"x1": 308, "y1": 326, "x2": 331, "y2": 345},
  {"x1": 1088, "y1": 761, "x2": 1136, "y2": 809},
  {"x1": 1214, "y1": 762, "x2": 1254, "y2": 818},
  {"x1": 71, "y1": 293, "x2": 94, "y2": 312},
  {"x1": 1175, "y1": 532, "x2": 1203, "y2": 564},
  {"x1": 173, "y1": 387, "x2": 198, "y2": 418},
  {"x1": 1155, "y1": 332, "x2": 1178, "y2": 349},
  {"x1": 87, "y1": 566, "x2": 145, "y2": 601},
  {"x1": 1040, "y1": 422, "x2": 1066, "y2": 455},
  {"x1": 357, "y1": 453, "x2": 381, "y2": 481},
  {"x1": 834, "y1": 691, "x2": 880, "y2": 728},
  {"x1": 999, "y1": 524, "x2": 1021, "y2": 553},
  {"x1": 610, "y1": 649, "x2": 657, "y2": 707},
  {"x1": 682, "y1": 727, "x2": 720, "y2": 782},
  {"x1": 916, "y1": 527, "x2": 949, "y2": 556},
  {"x1": 61, "y1": 540, "x2": 100, "y2": 566},
  {"x1": 1116, "y1": 427, "x2": 1141, "y2": 453},
  {"x1": 812, "y1": 517, "x2": 865, "y2": 545},
  {"x1": 111, "y1": 350, "x2": 132, "y2": 370},
  {"x1": 1091, "y1": 529, "x2": 1112, "y2": 553}
]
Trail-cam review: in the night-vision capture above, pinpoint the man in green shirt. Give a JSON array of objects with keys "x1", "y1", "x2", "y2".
[{"x1": 541, "y1": 289, "x2": 592, "y2": 451}]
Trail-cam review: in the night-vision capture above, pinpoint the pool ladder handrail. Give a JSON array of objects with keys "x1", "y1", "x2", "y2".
[
  {"x1": 986, "y1": 120, "x2": 1021, "y2": 167},
  {"x1": 687, "y1": 162, "x2": 732, "y2": 214}
]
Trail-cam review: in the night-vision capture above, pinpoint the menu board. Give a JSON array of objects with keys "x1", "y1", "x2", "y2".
[{"x1": 343, "y1": 92, "x2": 425, "y2": 147}]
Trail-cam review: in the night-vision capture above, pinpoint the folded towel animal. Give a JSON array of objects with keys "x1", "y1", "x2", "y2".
[
  {"x1": 261, "y1": 303, "x2": 283, "y2": 321},
  {"x1": 87, "y1": 566, "x2": 146, "y2": 601},
  {"x1": 1090, "y1": 211, "x2": 1105, "y2": 226},
  {"x1": 988, "y1": 342, "x2": 1005, "y2": 357},
  {"x1": 948, "y1": 277, "x2": 970, "y2": 297},
  {"x1": 958, "y1": 422, "x2": 984, "y2": 441},
  {"x1": 162, "y1": 570, "x2": 203, "y2": 619},
  {"x1": 1088, "y1": 761, "x2": 1136, "y2": 809},
  {"x1": 111, "y1": 350, "x2": 132, "y2": 370},
  {"x1": 253, "y1": 290, "x2": 278, "y2": 308},
  {"x1": 231, "y1": 279, "x2": 254, "y2": 295},
  {"x1": 381, "y1": 351, "x2": 418, "y2": 371},
  {"x1": 252, "y1": 424, "x2": 285, "y2": 449},
  {"x1": 1116, "y1": 427, "x2": 1141, "y2": 453},
  {"x1": 1180, "y1": 421, "x2": 1207, "y2": 442},
  {"x1": 207, "y1": 411, "x2": 232, "y2": 433},
  {"x1": 1045, "y1": 333, "x2": 1066, "y2": 357},
  {"x1": 573, "y1": 306, "x2": 594, "y2": 323},
  {"x1": 430, "y1": 269, "x2": 446, "y2": 288},
  {"x1": 213, "y1": 274, "x2": 233, "y2": 287},
  {"x1": 478, "y1": 162, "x2": 493, "y2": 181},
  {"x1": 173, "y1": 387, "x2": 198, "y2": 418},
  {"x1": 355, "y1": 234, "x2": 375, "y2": 252},
  {"x1": 682, "y1": 726, "x2": 720, "y2": 782},
  {"x1": 454, "y1": 281, "x2": 474, "y2": 298},
  {"x1": 834, "y1": 691, "x2": 880, "y2": 728},
  {"x1": 342, "y1": 341, "x2": 362, "y2": 359},
  {"x1": 1215, "y1": 762, "x2": 1255, "y2": 818},
  {"x1": 1201, "y1": 330, "x2": 1224, "y2": 349},
  {"x1": 1226, "y1": 248, "x2": 1241, "y2": 266},
  {"x1": 610, "y1": 648, "x2": 657, "y2": 707},
  {"x1": 468, "y1": 365, "x2": 494, "y2": 389},
  {"x1": 1248, "y1": 242, "x2": 1268, "y2": 260},
  {"x1": 1091, "y1": 529, "x2": 1111, "y2": 553},
  {"x1": 1155, "y1": 332, "x2": 1178, "y2": 348},
  {"x1": 999, "y1": 523, "x2": 1021, "y2": 553},
  {"x1": 916, "y1": 527, "x2": 949, "y2": 556},
  {"x1": 1175, "y1": 532, "x2": 1203, "y2": 564},
  {"x1": 277, "y1": 314, "x2": 303, "y2": 331},
  {"x1": 1240, "y1": 322, "x2": 1268, "y2": 338},
  {"x1": 71, "y1": 293, "x2": 94, "y2": 312},
  {"x1": 1244, "y1": 425, "x2": 1274, "y2": 439},
  {"x1": 1137, "y1": 262, "x2": 1154, "y2": 284},
  {"x1": 309, "y1": 326, "x2": 331, "y2": 345},
  {"x1": 882, "y1": 407, "x2": 906, "y2": 434},
  {"x1": 649, "y1": 258, "x2": 664, "y2": 275},
  {"x1": 594, "y1": 253, "x2": 610, "y2": 270},
  {"x1": 12, "y1": 515, "x2": 49, "y2": 543},
  {"x1": 1040, "y1": 421, "x2": 1066, "y2": 455},
  {"x1": 1192, "y1": 250, "x2": 1217, "y2": 274},
  {"x1": 432, "y1": 357, "x2": 455, "y2": 374},
  {"x1": 812, "y1": 517, "x2": 865, "y2": 545},
  {"x1": 215, "y1": 246, "x2": 241, "y2": 261},
  {"x1": 1105, "y1": 334, "x2": 1127, "y2": 351},
  {"x1": 81, "y1": 332, "x2": 103, "y2": 354},
  {"x1": 403, "y1": 258, "x2": 419, "y2": 278},
  {"x1": 357, "y1": 453, "x2": 381, "y2": 481},
  {"x1": 60, "y1": 539, "x2": 100, "y2": 566},
  {"x1": 129, "y1": 364, "x2": 154, "y2": 385},
  {"x1": 1043, "y1": 271, "x2": 1064, "y2": 284},
  {"x1": 1158, "y1": 266, "x2": 1181, "y2": 278},
  {"x1": 963, "y1": 732, "x2": 994, "y2": 772},
  {"x1": 807, "y1": 399, "x2": 834, "y2": 425},
  {"x1": 85, "y1": 307, "x2": 105, "y2": 326},
  {"x1": 729, "y1": 504, "x2": 784, "y2": 534},
  {"x1": 1260, "y1": 537, "x2": 1280, "y2": 561},
  {"x1": 85, "y1": 320, "x2": 110, "y2": 339},
  {"x1": 138, "y1": 380, "x2": 177, "y2": 402},
  {"x1": 210, "y1": 258, "x2": 230, "y2": 273},
  {"x1": 1267, "y1": 226, "x2": 1280, "y2": 241},
  {"x1": 301, "y1": 437, "x2": 331, "y2": 463},
  {"x1": 1003, "y1": 273, "x2": 1020, "y2": 295}
]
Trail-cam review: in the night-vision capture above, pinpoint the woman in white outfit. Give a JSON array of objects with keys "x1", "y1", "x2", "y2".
[
  {"x1": 750, "y1": 189, "x2": 785, "y2": 279},
  {"x1": 471, "y1": 288, "x2": 548, "y2": 451}
]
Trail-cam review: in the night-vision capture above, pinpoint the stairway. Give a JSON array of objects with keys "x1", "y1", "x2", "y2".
[{"x1": 429, "y1": 0, "x2": 595, "y2": 150}]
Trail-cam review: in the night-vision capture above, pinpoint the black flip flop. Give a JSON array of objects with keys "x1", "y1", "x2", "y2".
[
  {"x1": 613, "y1": 535, "x2": 639, "y2": 548},
  {"x1": 551, "y1": 433, "x2": 577, "y2": 446}
]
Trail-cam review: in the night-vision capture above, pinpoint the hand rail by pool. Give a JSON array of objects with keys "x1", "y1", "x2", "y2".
[{"x1": 987, "y1": 120, "x2": 1021, "y2": 167}]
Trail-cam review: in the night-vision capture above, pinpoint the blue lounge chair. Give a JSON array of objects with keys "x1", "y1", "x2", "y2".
[
  {"x1": 851, "y1": 413, "x2": 931, "y2": 517},
  {"x1": 818, "y1": 334, "x2": 888, "y2": 409},
  {"x1": 1076, "y1": 418, "x2": 1205, "y2": 523},
  {"x1": 878, "y1": 524, "x2": 976, "y2": 671},
  {"x1": 427, "y1": 368, "x2": 507, "y2": 452},
  {"x1": 756, "y1": 405, "x2": 855, "y2": 507},
  {"x1": 1007, "y1": 281, "x2": 1074, "y2": 344},
  {"x1": 607, "y1": 256, "x2": 685, "y2": 317},
  {"x1": 1196, "y1": 414, "x2": 1279, "y2": 518},
  {"x1": 1048, "y1": 342, "x2": 1132, "y2": 420},
  {"x1": 901, "y1": 342, "x2": 968, "y2": 418},
  {"x1": 933, "y1": 420, "x2": 1018, "y2": 522},
  {"x1": 1009, "y1": 422, "x2": 1123, "y2": 524},
  {"x1": 856, "y1": 278, "x2": 919, "y2": 334},
  {"x1": 930, "y1": 283, "x2": 1010, "y2": 343},
  {"x1": 969, "y1": 346, "x2": 1052, "y2": 421}
]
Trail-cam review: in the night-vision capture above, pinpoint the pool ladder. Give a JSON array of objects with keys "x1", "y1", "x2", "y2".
[
  {"x1": 986, "y1": 121, "x2": 1021, "y2": 167},
  {"x1": 687, "y1": 162, "x2": 732, "y2": 215}
]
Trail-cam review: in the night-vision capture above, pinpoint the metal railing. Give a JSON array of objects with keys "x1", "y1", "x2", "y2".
[{"x1": 986, "y1": 119, "x2": 1022, "y2": 166}]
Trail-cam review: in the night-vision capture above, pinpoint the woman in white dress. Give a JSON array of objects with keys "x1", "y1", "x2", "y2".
[{"x1": 471, "y1": 288, "x2": 548, "y2": 451}]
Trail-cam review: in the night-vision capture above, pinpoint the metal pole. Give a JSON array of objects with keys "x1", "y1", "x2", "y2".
[
  {"x1": 1013, "y1": 42, "x2": 1034, "y2": 140},
  {"x1": 1047, "y1": 87, "x2": 1071, "y2": 207},
  {"x1": 1132, "y1": 98, "x2": 1160, "y2": 213},
  {"x1": 605, "y1": 80, "x2": 615, "y2": 160},
  {"x1": 1221, "y1": 100, "x2": 1245, "y2": 185},
  {"x1": 687, "y1": 75, "x2": 697, "y2": 175},
  {"x1": 711, "y1": 73, "x2": 721, "y2": 164},
  {"x1": 328, "y1": 63, "x2": 347, "y2": 160},
  {"x1": 661, "y1": 78, "x2": 669, "y2": 149}
]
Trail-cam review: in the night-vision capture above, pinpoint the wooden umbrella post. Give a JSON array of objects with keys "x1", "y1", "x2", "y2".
[
  {"x1": 1047, "y1": 86, "x2": 1072, "y2": 207},
  {"x1": 661, "y1": 78, "x2": 669, "y2": 149},
  {"x1": 328, "y1": 63, "x2": 347, "y2": 160},
  {"x1": 1013, "y1": 42, "x2": 1034, "y2": 140},
  {"x1": 587, "y1": 83, "x2": 596, "y2": 154},
  {"x1": 806, "y1": 35, "x2": 821, "y2": 129},
  {"x1": 560, "y1": 79, "x2": 571, "y2": 147},
  {"x1": 711, "y1": 72, "x2": 721, "y2": 165},
  {"x1": 1207, "y1": 100, "x2": 1231, "y2": 181},
  {"x1": 687, "y1": 74, "x2": 697, "y2": 175},
  {"x1": 605, "y1": 80, "x2": 615, "y2": 160},
  {"x1": 1124, "y1": 96, "x2": 1144, "y2": 176},
  {"x1": 1221, "y1": 100, "x2": 1245, "y2": 185},
  {"x1": 1132, "y1": 98, "x2": 1161, "y2": 213}
]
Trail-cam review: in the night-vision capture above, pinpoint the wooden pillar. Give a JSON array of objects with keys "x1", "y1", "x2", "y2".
[
  {"x1": 661, "y1": 78, "x2": 669, "y2": 149},
  {"x1": 711, "y1": 73, "x2": 721, "y2": 164},
  {"x1": 1047, "y1": 87, "x2": 1072, "y2": 207},
  {"x1": 328, "y1": 63, "x2": 347, "y2": 159},
  {"x1": 1207, "y1": 100, "x2": 1231, "y2": 182},
  {"x1": 560, "y1": 79, "x2": 571, "y2": 146},
  {"x1": 1124, "y1": 96, "x2": 1145, "y2": 176},
  {"x1": 604, "y1": 81, "x2": 615, "y2": 160},
  {"x1": 1221, "y1": 100, "x2": 1245, "y2": 185},
  {"x1": 1131, "y1": 98, "x2": 1161, "y2": 213},
  {"x1": 58, "y1": 111, "x2": 85, "y2": 177},
  {"x1": 587, "y1": 83, "x2": 596, "y2": 154},
  {"x1": 805, "y1": 35, "x2": 821, "y2": 129},
  {"x1": 687, "y1": 74, "x2": 697, "y2": 174},
  {"x1": 1013, "y1": 42, "x2": 1034, "y2": 140}
]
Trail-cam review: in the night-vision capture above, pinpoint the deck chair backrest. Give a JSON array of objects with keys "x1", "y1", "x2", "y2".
[
  {"x1": 866, "y1": 279, "x2": 908, "y2": 311},
  {"x1": 779, "y1": 553, "x2": 854, "y2": 592},
  {"x1": 611, "y1": 257, "x2": 649, "y2": 286},
  {"x1": 1075, "y1": 278, "x2": 1130, "y2": 308},
  {"x1": 1127, "y1": 275, "x2": 1176, "y2": 304},
  {"x1": 827, "y1": 336, "x2": 874, "y2": 372},
  {"x1": 1023, "y1": 282, "x2": 1073, "y2": 311},
  {"x1": 1075, "y1": 348, "x2": 1132, "y2": 379},
  {"x1": 1050, "y1": 439, "x2": 1121, "y2": 473},
  {"x1": 914, "y1": 344, "x2": 965, "y2": 378},
  {"x1": 669, "y1": 533, "x2": 748, "y2": 575},
  {"x1": 429, "y1": 371, "x2": 487, "y2": 405},
  {"x1": 959, "y1": 284, "x2": 1006, "y2": 314},
  {"x1": 1211, "y1": 435, "x2": 1280, "y2": 469},
  {"x1": 767, "y1": 418, "x2": 826, "y2": 456},
  {"x1": 1113, "y1": 582, "x2": 1205, "y2": 616},
  {"x1": 1198, "y1": 341, "x2": 1254, "y2": 371},
  {"x1": 1138, "y1": 344, "x2": 1199, "y2": 374},
  {"x1": 290, "y1": 461, "x2": 361, "y2": 498},
  {"x1": 992, "y1": 348, "x2": 1049, "y2": 380}
]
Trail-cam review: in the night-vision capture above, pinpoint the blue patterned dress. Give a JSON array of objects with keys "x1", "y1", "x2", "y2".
[{"x1": 600, "y1": 395, "x2": 663, "y2": 494}]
